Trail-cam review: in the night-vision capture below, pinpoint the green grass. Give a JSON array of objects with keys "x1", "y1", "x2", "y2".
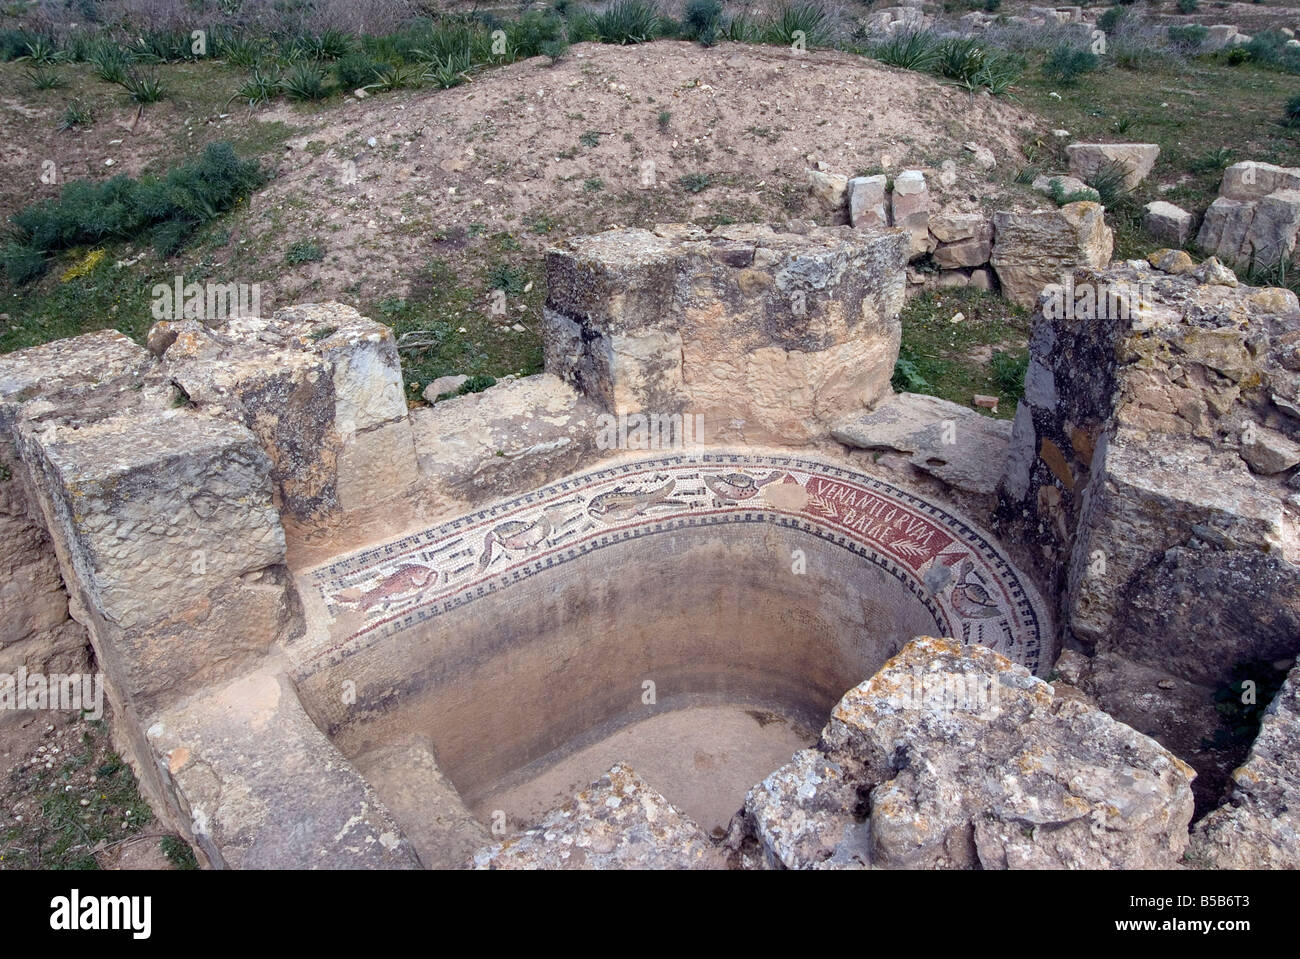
[
  {"x1": 366, "y1": 258, "x2": 544, "y2": 403},
  {"x1": 0, "y1": 718, "x2": 157, "y2": 869},
  {"x1": 1014, "y1": 58, "x2": 1300, "y2": 259},
  {"x1": 893, "y1": 288, "x2": 1031, "y2": 418}
]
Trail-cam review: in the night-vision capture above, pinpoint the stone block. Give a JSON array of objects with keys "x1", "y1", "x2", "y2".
[
  {"x1": 891, "y1": 170, "x2": 931, "y2": 258},
  {"x1": 1066, "y1": 142, "x2": 1160, "y2": 192},
  {"x1": 848, "y1": 174, "x2": 888, "y2": 230},
  {"x1": 990, "y1": 202, "x2": 1113, "y2": 309},
  {"x1": 147, "y1": 666, "x2": 422, "y2": 869},
  {"x1": 1143, "y1": 200, "x2": 1194, "y2": 247},
  {"x1": 543, "y1": 223, "x2": 908, "y2": 445}
]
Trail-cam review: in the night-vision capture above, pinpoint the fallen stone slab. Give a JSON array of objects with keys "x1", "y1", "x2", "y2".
[
  {"x1": 831, "y1": 392, "x2": 1012, "y2": 496},
  {"x1": 147, "y1": 665, "x2": 422, "y2": 869},
  {"x1": 351, "y1": 735, "x2": 491, "y2": 869},
  {"x1": 411, "y1": 373, "x2": 607, "y2": 505},
  {"x1": 1032, "y1": 173, "x2": 1095, "y2": 200},
  {"x1": 470, "y1": 763, "x2": 727, "y2": 869}
]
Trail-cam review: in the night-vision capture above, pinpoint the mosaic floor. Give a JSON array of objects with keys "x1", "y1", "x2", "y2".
[{"x1": 302, "y1": 452, "x2": 1050, "y2": 674}]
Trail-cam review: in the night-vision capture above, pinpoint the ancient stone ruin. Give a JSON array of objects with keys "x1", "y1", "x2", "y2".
[{"x1": 2, "y1": 217, "x2": 1298, "y2": 870}]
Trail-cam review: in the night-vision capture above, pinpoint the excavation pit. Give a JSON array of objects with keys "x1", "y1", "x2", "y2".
[{"x1": 291, "y1": 452, "x2": 1050, "y2": 862}]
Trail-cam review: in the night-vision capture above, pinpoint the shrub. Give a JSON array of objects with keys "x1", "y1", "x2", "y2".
[
  {"x1": 505, "y1": 11, "x2": 568, "y2": 59},
  {"x1": 1096, "y1": 6, "x2": 1127, "y2": 32},
  {"x1": 1175, "y1": 0, "x2": 1199, "y2": 12},
  {"x1": 0, "y1": 30, "x2": 36, "y2": 61},
  {"x1": 677, "y1": 172, "x2": 713, "y2": 193},
  {"x1": 286, "y1": 239, "x2": 325, "y2": 264},
  {"x1": 683, "y1": 0, "x2": 724, "y2": 43},
  {"x1": 1167, "y1": 24, "x2": 1208, "y2": 50},
  {"x1": 1041, "y1": 43, "x2": 1098, "y2": 85},
  {"x1": 1286, "y1": 94, "x2": 1300, "y2": 127},
  {"x1": 334, "y1": 53, "x2": 382, "y2": 90},
  {"x1": 2, "y1": 141, "x2": 263, "y2": 282}
]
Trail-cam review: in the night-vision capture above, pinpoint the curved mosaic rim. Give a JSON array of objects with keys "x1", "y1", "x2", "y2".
[{"x1": 303, "y1": 452, "x2": 1051, "y2": 674}]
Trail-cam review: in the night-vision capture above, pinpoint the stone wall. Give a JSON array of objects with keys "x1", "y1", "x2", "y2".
[{"x1": 993, "y1": 256, "x2": 1300, "y2": 802}]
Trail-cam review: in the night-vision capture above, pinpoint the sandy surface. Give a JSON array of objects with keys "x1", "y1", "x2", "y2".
[{"x1": 475, "y1": 703, "x2": 816, "y2": 836}]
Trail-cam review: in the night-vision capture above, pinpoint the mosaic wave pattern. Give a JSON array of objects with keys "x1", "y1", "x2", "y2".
[{"x1": 304, "y1": 453, "x2": 1050, "y2": 673}]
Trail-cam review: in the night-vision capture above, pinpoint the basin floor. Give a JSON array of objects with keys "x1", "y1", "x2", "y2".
[{"x1": 474, "y1": 704, "x2": 817, "y2": 837}]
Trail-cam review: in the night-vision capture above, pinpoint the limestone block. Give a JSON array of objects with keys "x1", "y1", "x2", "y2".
[
  {"x1": 990, "y1": 202, "x2": 1113, "y2": 309},
  {"x1": 831, "y1": 392, "x2": 1012, "y2": 496},
  {"x1": 807, "y1": 169, "x2": 849, "y2": 222},
  {"x1": 848, "y1": 174, "x2": 888, "y2": 230},
  {"x1": 1221, "y1": 161, "x2": 1300, "y2": 202},
  {"x1": 891, "y1": 170, "x2": 931, "y2": 257},
  {"x1": 471, "y1": 763, "x2": 727, "y2": 869},
  {"x1": 158, "y1": 304, "x2": 416, "y2": 525},
  {"x1": 814, "y1": 638, "x2": 1195, "y2": 869},
  {"x1": 15, "y1": 400, "x2": 296, "y2": 716},
  {"x1": 543, "y1": 224, "x2": 908, "y2": 445},
  {"x1": 147, "y1": 666, "x2": 422, "y2": 869},
  {"x1": 1196, "y1": 196, "x2": 1256, "y2": 269},
  {"x1": 1067, "y1": 430, "x2": 1285, "y2": 648},
  {"x1": 1066, "y1": 142, "x2": 1160, "y2": 192},
  {"x1": 410, "y1": 373, "x2": 606, "y2": 503},
  {"x1": 1243, "y1": 189, "x2": 1300, "y2": 271},
  {"x1": 1032, "y1": 173, "x2": 1094, "y2": 199},
  {"x1": 1143, "y1": 200, "x2": 1194, "y2": 247},
  {"x1": 929, "y1": 212, "x2": 993, "y2": 269}
]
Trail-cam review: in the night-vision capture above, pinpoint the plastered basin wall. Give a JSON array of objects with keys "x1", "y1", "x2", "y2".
[{"x1": 291, "y1": 452, "x2": 1050, "y2": 809}]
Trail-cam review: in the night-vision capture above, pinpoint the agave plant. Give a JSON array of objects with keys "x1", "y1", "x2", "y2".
[
  {"x1": 118, "y1": 67, "x2": 169, "y2": 104},
  {"x1": 59, "y1": 99, "x2": 94, "y2": 130},
  {"x1": 25, "y1": 66, "x2": 66, "y2": 90},
  {"x1": 89, "y1": 40, "x2": 132, "y2": 84},
  {"x1": 19, "y1": 33, "x2": 65, "y2": 65},
  {"x1": 215, "y1": 30, "x2": 268, "y2": 68},
  {"x1": 280, "y1": 62, "x2": 330, "y2": 101},
  {"x1": 591, "y1": 0, "x2": 661, "y2": 45},
  {"x1": 229, "y1": 65, "x2": 282, "y2": 110},
  {"x1": 422, "y1": 53, "x2": 473, "y2": 90},
  {"x1": 872, "y1": 30, "x2": 939, "y2": 70},
  {"x1": 366, "y1": 61, "x2": 425, "y2": 92}
]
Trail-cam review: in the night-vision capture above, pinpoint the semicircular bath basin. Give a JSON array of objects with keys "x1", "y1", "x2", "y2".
[{"x1": 290, "y1": 451, "x2": 1050, "y2": 846}]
